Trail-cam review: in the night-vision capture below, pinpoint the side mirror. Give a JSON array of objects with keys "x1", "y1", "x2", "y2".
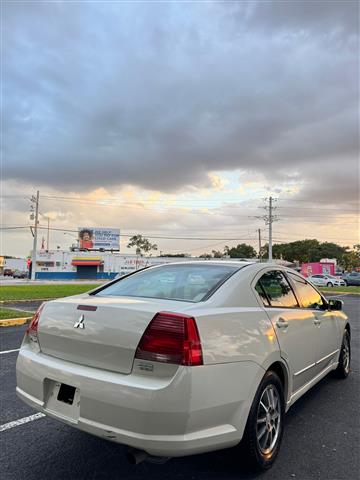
[{"x1": 328, "y1": 298, "x2": 343, "y2": 311}]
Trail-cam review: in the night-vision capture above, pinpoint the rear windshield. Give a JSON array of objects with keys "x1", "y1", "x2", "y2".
[{"x1": 95, "y1": 264, "x2": 240, "y2": 302}]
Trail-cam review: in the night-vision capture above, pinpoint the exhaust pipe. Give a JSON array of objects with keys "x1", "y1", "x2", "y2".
[
  {"x1": 126, "y1": 448, "x2": 170, "y2": 465},
  {"x1": 126, "y1": 448, "x2": 148, "y2": 465}
]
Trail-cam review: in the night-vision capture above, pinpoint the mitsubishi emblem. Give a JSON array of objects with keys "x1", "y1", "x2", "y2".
[{"x1": 74, "y1": 314, "x2": 85, "y2": 329}]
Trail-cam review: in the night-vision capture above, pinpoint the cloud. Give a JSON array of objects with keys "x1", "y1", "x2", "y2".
[
  {"x1": 2, "y1": 1, "x2": 359, "y2": 259},
  {"x1": 3, "y1": 1, "x2": 358, "y2": 203}
]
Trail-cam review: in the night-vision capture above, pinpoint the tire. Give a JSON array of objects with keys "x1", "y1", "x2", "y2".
[
  {"x1": 333, "y1": 331, "x2": 351, "y2": 379},
  {"x1": 240, "y1": 371, "x2": 285, "y2": 471},
  {"x1": 344, "y1": 280, "x2": 348, "y2": 286},
  {"x1": 327, "y1": 282, "x2": 333, "y2": 287}
]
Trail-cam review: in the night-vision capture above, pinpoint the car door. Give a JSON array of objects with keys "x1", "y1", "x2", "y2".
[
  {"x1": 313, "y1": 275, "x2": 326, "y2": 286},
  {"x1": 254, "y1": 270, "x2": 318, "y2": 393},
  {"x1": 287, "y1": 272, "x2": 341, "y2": 377},
  {"x1": 348, "y1": 273, "x2": 360, "y2": 286}
]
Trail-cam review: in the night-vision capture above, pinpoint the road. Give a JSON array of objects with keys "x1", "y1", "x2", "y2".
[{"x1": 1, "y1": 295, "x2": 359, "y2": 480}]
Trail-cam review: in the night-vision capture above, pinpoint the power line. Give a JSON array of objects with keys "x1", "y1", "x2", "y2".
[{"x1": 0, "y1": 224, "x2": 260, "y2": 242}]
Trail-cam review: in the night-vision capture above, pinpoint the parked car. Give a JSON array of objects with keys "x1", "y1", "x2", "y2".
[
  {"x1": 307, "y1": 274, "x2": 346, "y2": 287},
  {"x1": 3, "y1": 268, "x2": 13, "y2": 276},
  {"x1": 16, "y1": 262, "x2": 350, "y2": 471},
  {"x1": 342, "y1": 272, "x2": 360, "y2": 286},
  {"x1": 12, "y1": 270, "x2": 28, "y2": 279}
]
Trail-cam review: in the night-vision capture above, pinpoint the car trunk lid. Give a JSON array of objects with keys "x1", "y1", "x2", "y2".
[{"x1": 37, "y1": 295, "x2": 192, "y2": 374}]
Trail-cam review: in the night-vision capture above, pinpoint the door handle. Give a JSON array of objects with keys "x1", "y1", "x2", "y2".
[
  {"x1": 276, "y1": 318, "x2": 289, "y2": 329},
  {"x1": 314, "y1": 318, "x2": 322, "y2": 326}
]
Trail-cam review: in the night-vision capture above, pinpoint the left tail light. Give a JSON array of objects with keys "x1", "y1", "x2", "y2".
[{"x1": 26, "y1": 303, "x2": 46, "y2": 343}]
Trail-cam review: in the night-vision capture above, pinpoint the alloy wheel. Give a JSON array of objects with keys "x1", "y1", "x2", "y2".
[
  {"x1": 256, "y1": 385, "x2": 281, "y2": 455},
  {"x1": 342, "y1": 337, "x2": 350, "y2": 374}
]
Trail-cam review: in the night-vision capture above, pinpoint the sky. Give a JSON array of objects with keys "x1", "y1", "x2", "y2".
[{"x1": 2, "y1": 0, "x2": 359, "y2": 257}]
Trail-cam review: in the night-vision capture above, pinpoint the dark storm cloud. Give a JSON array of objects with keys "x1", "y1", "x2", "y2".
[{"x1": 3, "y1": 1, "x2": 359, "y2": 202}]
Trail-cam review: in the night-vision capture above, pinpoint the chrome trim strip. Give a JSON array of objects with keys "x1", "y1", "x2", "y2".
[
  {"x1": 316, "y1": 349, "x2": 339, "y2": 365},
  {"x1": 289, "y1": 362, "x2": 337, "y2": 403},
  {"x1": 294, "y1": 363, "x2": 316, "y2": 377}
]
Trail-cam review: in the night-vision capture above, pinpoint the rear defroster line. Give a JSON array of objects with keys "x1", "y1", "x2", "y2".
[{"x1": 0, "y1": 413, "x2": 46, "y2": 433}]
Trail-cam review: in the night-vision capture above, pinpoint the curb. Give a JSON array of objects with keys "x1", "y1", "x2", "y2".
[{"x1": 0, "y1": 317, "x2": 32, "y2": 327}]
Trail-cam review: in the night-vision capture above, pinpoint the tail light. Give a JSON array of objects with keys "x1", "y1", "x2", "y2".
[
  {"x1": 26, "y1": 303, "x2": 45, "y2": 343},
  {"x1": 135, "y1": 312, "x2": 203, "y2": 366}
]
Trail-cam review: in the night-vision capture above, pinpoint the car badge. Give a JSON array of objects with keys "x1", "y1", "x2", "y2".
[{"x1": 74, "y1": 314, "x2": 85, "y2": 329}]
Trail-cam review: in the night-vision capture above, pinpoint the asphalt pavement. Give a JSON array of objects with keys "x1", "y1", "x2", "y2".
[{"x1": 1, "y1": 295, "x2": 359, "y2": 480}]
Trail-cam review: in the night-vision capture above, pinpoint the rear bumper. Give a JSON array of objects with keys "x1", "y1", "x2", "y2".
[{"x1": 16, "y1": 346, "x2": 263, "y2": 457}]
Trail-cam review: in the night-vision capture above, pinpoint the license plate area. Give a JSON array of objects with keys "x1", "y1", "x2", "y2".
[
  {"x1": 44, "y1": 379, "x2": 80, "y2": 422},
  {"x1": 57, "y1": 383, "x2": 76, "y2": 405}
]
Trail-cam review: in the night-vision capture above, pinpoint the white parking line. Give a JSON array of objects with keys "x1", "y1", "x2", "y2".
[
  {"x1": 0, "y1": 413, "x2": 46, "y2": 432},
  {"x1": 0, "y1": 348, "x2": 20, "y2": 355}
]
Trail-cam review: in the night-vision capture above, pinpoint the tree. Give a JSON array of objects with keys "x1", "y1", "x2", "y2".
[
  {"x1": 212, "y1": 250, "x2": 224, "y2": 258},
  {"x1": 224, "y1": 243, "x2": 257, "y2": 258},
  {"x1": 260, "y1": 239, "x2": 351, "y2": 264},
  {"x1": 339, "y1": 244, "x2": 360, "y2": 271},
  {"x1": 199, "y1": 253, "x2": 212, "y2": 259},
  {"x1": 127, "y1": 235, "x2": 158, "y2": 256},
  {"x1": 318, "y1": 242, "x2": 347, "y2": 261}
]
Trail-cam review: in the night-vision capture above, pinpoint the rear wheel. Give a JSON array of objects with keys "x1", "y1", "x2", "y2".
[
  {"x1": 240, "y1": 371, "x2": 285, "y2": 471},
  {"x1": 333, "y1": 331, "x2": 351, "y2": 379}
]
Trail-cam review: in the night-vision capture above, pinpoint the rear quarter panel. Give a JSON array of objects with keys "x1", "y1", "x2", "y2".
[
  {"x1": 189, "y1": 267, "x2": 281, "y2": 367},
  {"x1": 194, "y1": 307, "x2": 279, "y2": 366}
]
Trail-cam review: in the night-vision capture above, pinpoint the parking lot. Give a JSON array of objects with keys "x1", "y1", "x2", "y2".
[{"x1": 1, "y1": 295, "x2": 359, "y2": 480}]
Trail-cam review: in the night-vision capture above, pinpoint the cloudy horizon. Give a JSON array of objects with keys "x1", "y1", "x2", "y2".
[{"x1": 2, "y1": 1, "x2": 359, "y2": 257}]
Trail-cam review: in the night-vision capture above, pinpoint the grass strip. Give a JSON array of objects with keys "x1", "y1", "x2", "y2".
[
  {"x1": 0, "y1": 308, "x2": 34, "y2": 320},
  {"x1": 0, "y1": 284, "x2": 101, "y2": 302},
  {"x1": 320, "y1": 286, "x2": 360, "y2": 294}
]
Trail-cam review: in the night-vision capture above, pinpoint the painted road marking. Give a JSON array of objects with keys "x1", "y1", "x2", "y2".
[
  {"x1": 0, "y1": 348, "x2": 20, "y2": 355},
  {"x1": 0, "y1": 413, "x2": 46, "y2": 433}
]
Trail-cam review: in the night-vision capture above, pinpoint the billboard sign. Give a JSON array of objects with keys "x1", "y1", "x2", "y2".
[{"x1": 78, "y1": 227, "x2": 120, "y2": 250}]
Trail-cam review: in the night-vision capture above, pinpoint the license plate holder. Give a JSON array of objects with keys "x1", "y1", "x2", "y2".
[
  {"x1": 44, "y1": 379, "x2": 80, "y2": 422},
  {"x1": 57, "y1": 383, "x2": 76, "y2": 405}
]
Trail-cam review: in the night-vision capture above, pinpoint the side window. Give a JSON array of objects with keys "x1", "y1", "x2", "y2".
[
  {"x1": 255, "y1": 282, "x2": 270, "y2": 306},
  {"x1": 257, "y1": 271, "x2": 298, "y2": 308},
  {"x1": 287, "y1": 273, "x2": 325, "y2": 310}
]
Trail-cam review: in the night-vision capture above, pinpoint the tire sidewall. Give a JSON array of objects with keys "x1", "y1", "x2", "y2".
[
  {"x1": 244, "y1": 371, "x2": 285, "y2": 470},
  {"x1": 338, "y1": 331, "x2": 351, "y2": 378}
]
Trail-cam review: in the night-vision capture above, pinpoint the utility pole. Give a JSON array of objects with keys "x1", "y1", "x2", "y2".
[
  {"x1": 46, "y1": 217, "x2": 50, "y2": 250},
  {"x1": 256, "y1": 197, "x2": 278, "y2": 263},
  {"x1": 258, "y1": 228, "x2": 262, "y2": 261},
  {"x1": 268, "y1": 196, "x2": 273, "y2": 262},
  {"x1": 30, "y1": 191, "x2": 40, "y2": 280}
]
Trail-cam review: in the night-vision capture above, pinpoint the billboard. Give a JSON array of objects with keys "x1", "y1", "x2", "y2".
[{"x1": 78, "y1": 227, "x2": 120, "y2": 251}]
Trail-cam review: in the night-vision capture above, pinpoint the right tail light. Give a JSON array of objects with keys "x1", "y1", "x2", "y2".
[{"x1": 135, "y1": 311, "x2": 203, "y2": 366}]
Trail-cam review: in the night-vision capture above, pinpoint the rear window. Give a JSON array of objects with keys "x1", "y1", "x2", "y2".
[{"x1": 95, "y1": 264, "x2": 240, "y2": 302}]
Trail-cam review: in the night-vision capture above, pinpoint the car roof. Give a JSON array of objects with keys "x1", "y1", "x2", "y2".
[
  {"x1": 148, "y1": 260, "x2": 298, "y2": 275},
  {"x1": 147, "y1": 260, "x2": 256, "y2": 270}
]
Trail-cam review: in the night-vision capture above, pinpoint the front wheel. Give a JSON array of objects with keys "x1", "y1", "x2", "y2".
[
  {"x1": 327, "y1": 282, "x2": 333, "y2": 287},
  {"x1": 333, "y1": 331, "x2": 351, "y2": 379},
  {"x1": 240, "y1": 371, "x2": 285, "y2": 471}
]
